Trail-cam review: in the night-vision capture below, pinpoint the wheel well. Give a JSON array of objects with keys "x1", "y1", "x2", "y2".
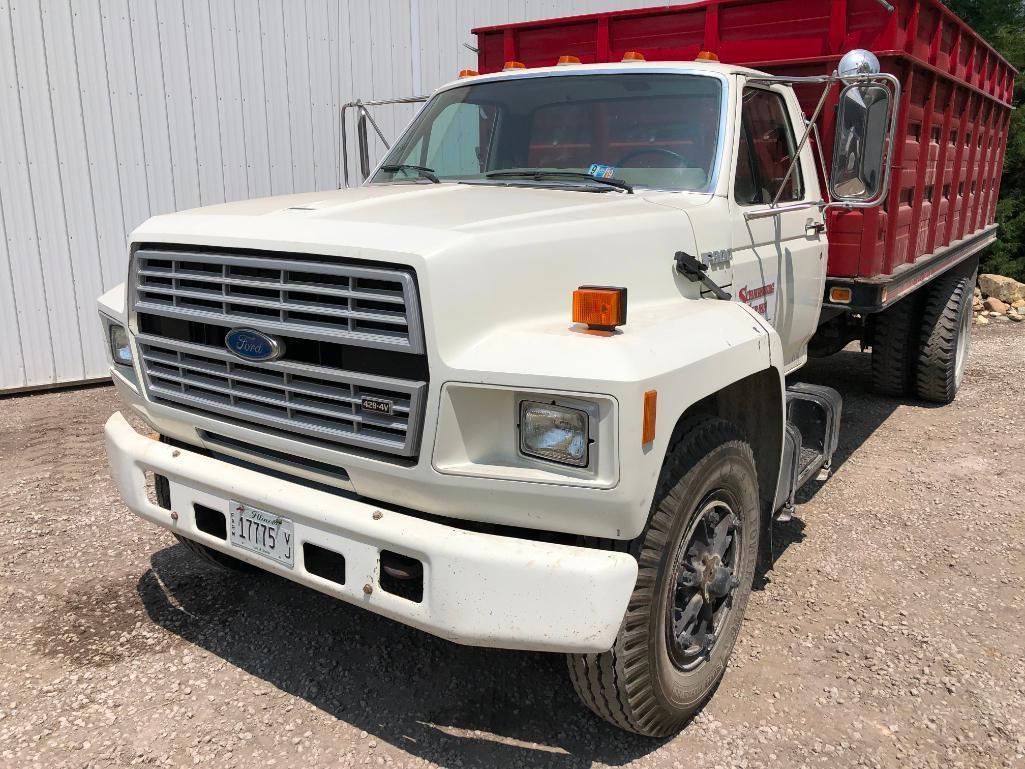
[{"x1": 667, "y1": 368, "x2": 783, "y2": 512}]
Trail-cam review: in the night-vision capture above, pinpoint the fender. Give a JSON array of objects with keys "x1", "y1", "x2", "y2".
[
  {"x1": 97, "y1": 282, "x2": 127, "y2": 324},
  {"x1": 449, "y1": 297, "x2": 787, "y2": 540}
]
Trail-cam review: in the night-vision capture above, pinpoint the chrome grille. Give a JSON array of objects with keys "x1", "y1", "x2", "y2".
[
  {"x1": 137, "y1": 335, "x2": 426, "y2": 456},
  {"x1": 134, "y1": 248, "x2": 423, "y2": 353},
  {"x1": 131, "y1": 246, "x2": 428, "y2": 458}
]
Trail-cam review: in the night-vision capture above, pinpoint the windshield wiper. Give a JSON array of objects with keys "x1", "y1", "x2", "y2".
[
  {"x1": 379, "y1": 164, "x2": 440, "y2": 183},
  {"x1": 485, "y1": 169, "x2": 634, "y2": 194}
]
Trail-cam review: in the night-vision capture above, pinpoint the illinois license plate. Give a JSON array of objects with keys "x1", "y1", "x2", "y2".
[{"x1": 229, "y1": 501, "x2": 294, "y2": 568}]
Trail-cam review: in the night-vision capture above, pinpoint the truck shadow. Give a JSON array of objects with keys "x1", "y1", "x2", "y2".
[
  {"x1": 759, "y1": 345, "x2": 931, "y2": 575},
  {"x1": 137, "y1": 546, "x2": 668, "y2": 768},
  {"x1": 786, "y1": 346, "x2": 924, "y2": 504},
  {"x1": 134, "y1": 347, "x2": 919, "y2": 764}
]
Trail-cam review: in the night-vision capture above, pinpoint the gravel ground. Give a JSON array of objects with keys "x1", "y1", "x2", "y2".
[{"x1": 1, "y1": 321, "x2": 1023, "y2": 769}]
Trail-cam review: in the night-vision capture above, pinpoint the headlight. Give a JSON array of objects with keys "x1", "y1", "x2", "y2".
[
  {"x1": 109, "y1": 324, "x2": 133, "y2": 367},
  {"x1": 519, "y1": 401, "x2": 589, "y2": 467}
]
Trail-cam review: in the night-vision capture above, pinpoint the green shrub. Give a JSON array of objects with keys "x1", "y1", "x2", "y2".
[{"x1": 943, "y1": 1, "x2": 1025, "y2": 281}]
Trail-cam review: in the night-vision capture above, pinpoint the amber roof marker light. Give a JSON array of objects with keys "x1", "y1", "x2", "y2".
[{"x1": 572, "y1": 286, "x2": 628, "y2": 332}]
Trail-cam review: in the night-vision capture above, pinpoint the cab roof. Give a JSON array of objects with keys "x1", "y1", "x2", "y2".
[{"x1": 434, "y1": 59, "x2": 767, "y2": 95}]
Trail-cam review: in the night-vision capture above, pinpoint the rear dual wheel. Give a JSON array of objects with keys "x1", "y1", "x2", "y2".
[
  {"x1": 870, "y1": 271, "x2": 974, "y2": 403},
  {"x1": 568, "y1": 418, "x2": 759, "y2": 737},
  {"x1": 915, "y1": 272, "x2": 974, "y2": 404}
]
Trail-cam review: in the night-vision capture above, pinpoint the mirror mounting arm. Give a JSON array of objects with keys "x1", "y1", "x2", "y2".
[
  {"x1": 743, "y1": 66, "x2": 901, "y2": 213},
  {"x1": 742, "y1": 73, "x2": 840, "y2": 212},
  {"x1": 769, "y1": 74, "x2": 837, "y2": 209}
]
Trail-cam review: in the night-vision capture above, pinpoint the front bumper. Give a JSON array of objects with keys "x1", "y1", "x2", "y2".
[{"x1": 105, "y1": 412, "x2": 637, "y2": 653}]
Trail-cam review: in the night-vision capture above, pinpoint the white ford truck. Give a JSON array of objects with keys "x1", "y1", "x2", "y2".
[{"x1": 98, "y1": 33, "x2": 1007, "y2": 735}]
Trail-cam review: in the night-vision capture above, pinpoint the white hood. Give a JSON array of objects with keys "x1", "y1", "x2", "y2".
[
  {"x1": 131, "y1": 183, "x2": 716, "y2": 367},
  {"x1": 153, "y1": 182, "x2": 709, "y2": 244}
]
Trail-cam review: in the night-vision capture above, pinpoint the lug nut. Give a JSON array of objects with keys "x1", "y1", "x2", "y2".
[
  {"x1": 362, "y1": 583, "x2": 373, "y2": 595},
  {"x1": 170, "y1": 511, "x2": 179, "y2": 521},
  {"x1": 372, "y1": 511, "x2": 383, "y2": 520},
  {"x1": 171, "y1": 449, "x2": 181, "y2": 458}
]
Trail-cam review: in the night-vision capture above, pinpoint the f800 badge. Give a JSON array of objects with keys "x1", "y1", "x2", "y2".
[{"x1": 702, "y1": 249, "x2": 732, "y2": 269}]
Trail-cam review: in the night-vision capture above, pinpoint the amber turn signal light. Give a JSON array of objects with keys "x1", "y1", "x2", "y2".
[
  {"x1": 696, "y1": 50, "x2": 719, "y2": 61},
  {"x1": 503, "y1": 60, "x2": 526, "y2": 70},
  {"x1": 622, "y1": 51, "x2": 646, "y2": 62},
  {"x1": 829, "y1": 287, "x2": 853, "y2": 304},
  {"x1": 642, "y1": 390, "x2": 657, "y2": 445},
  {"x1": 458, "y1": 69, "x2": 479, "y2": 78},
  {"x1": 572, "y1": 286, "x2": 627, "y2": 331},
  {"x1": 557, "y1": 55, "x2": 581, "y2": 65}
]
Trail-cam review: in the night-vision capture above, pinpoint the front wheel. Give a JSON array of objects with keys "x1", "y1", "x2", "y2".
[
  {"x1": 155, "y1": 473, "x2": 255, "y2": 573},
  {"x1": 567, "y1": 418, "x2": 760, "y2": 736}
]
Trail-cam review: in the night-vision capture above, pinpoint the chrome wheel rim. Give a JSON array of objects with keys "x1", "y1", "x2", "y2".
[
  {"x1": 666, "y1": 492, "x2": 742, "y2": 671},
  {"x1": 955, "y1": 301, "x2": 972, "y2": 390}
]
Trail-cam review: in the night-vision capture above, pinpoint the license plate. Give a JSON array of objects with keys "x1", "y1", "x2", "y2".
[{"x1": 229, "y1": 501, "x2": 294, "y2": 568}]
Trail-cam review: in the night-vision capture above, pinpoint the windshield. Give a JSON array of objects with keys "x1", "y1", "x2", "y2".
[{"x1": 371, "y1": 73, "x2": 723, "y2": 192}]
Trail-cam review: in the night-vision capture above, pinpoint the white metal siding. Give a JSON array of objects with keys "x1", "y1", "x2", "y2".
[{"x1": 0, "y1": 0, "x2": 674, "y2": 392}]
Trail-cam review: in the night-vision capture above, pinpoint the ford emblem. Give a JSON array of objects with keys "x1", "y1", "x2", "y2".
[{"x1": 224, "y1": 328, "x2": 284, "y2": 362}]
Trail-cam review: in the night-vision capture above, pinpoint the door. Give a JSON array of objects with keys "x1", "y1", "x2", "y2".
[{"x1": 729, "y1": 84, "x2": 826, "y2": 371}]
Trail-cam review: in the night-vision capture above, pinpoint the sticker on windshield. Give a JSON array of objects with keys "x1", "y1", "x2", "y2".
[{"x1": 588, "y1": 163, "x2": 618, "y2": 180}]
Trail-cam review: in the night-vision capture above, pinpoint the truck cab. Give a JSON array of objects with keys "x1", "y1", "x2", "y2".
[
  {"x1": 99, "y1": 8, "x2": 1008, "y2": 735},
  {"x1": 372, "y1": 60, "x2": 828, "y2": 370}
]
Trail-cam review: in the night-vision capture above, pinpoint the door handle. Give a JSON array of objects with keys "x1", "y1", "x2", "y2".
[{"x1": 805, "y1": 219, "x2": 826, "y2": 236}]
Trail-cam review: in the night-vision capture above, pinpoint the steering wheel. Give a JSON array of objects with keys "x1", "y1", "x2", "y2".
[{"x1": 616, "y1": 147, "x2": 690, "y2": 168}]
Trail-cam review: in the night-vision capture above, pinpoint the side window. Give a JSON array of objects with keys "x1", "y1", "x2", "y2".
[{"x1": 735, "y1": 89, "x2": 803, "y2": 205}]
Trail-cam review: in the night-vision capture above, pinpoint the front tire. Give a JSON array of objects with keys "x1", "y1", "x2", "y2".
[
  {"x1": 155, "y1": 473, "x2": 255, "y2": 573},
  {"x1": 173, "y1": 534, "x2": 257, "y2": 572},
  {"x1": 567, "y1": 418, "x2": 760, "y2": 736}
]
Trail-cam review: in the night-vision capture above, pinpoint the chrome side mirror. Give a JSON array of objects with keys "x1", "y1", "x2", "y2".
[
  {"x1": 830, "y1": 83, "x2": 892, "y2": 202},
  {"x1": 838, "y1": 49, "x2": 881, "y2": 82}
]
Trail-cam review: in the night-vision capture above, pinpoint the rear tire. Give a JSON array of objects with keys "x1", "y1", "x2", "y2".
[
  {"x1": 871, "y1": 294, "x2": 921, "y2": 397},
  {"x1": 567, "y1": 418, "x2": 760, "y2": 736},
  {"x1": 915, "y1": 272, "x2": 973, "y2": 404}
]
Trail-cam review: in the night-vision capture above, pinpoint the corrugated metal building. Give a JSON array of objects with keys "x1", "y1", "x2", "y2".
[{"x1": 0, "y1": 0, "x2": 675, "y2": 393}]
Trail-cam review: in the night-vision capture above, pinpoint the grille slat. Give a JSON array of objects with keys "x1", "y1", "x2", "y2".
[
  {"x1": 140, "y1": 351, "x2": 412, "y2": 414},
  {"x1": 138, "y1": 335, "x2": 424, "y2": 454},
  {"x1": 145, "y1": 366, "x2": 409, "y2": 431},
  {"x1": 138, "y1": 284, "x2": 409, "y2": 327},
  {"x1": 137, "y1": 268, "x2": 406, "y2": 304},
  {"x1": 134, "y1": 248, "x2": 423, "y2": 353},
  {"x1": 132, "y1": 246, "x2": 427, "y2": 458},
  {"x1": 147, "y1": 382, "x2": 411, "y2": 448}
]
